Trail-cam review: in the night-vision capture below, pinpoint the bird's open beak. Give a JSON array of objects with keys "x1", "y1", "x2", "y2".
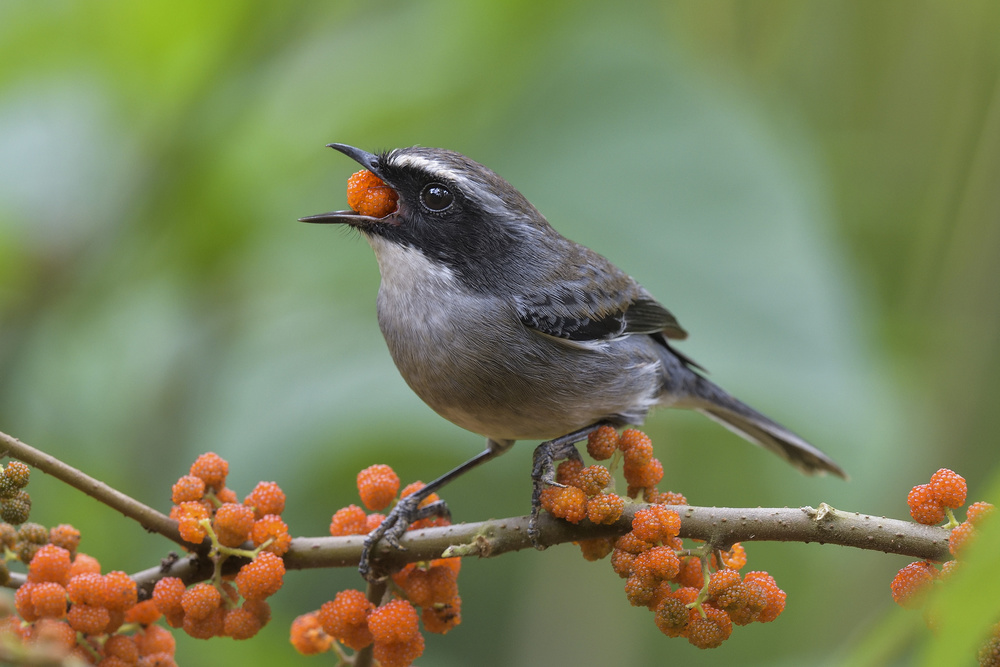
[{"x1": 299, "y1": 143, "x2": 393, "y2": 225}]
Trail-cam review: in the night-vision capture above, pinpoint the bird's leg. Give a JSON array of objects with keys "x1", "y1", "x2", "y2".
[
  {"x1": 359, "y1": 438, "x2": 514, "y2": 581},
  {"x1": 528, "y1": 422, "x2": 611, "y2": 548}
]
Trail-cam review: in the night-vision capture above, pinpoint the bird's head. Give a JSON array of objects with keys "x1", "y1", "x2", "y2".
[{"x1": 301, "y1": 144, "x2": 552, "y2": 291}]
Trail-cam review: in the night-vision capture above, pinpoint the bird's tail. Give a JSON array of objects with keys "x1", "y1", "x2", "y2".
[{"x1": 681, "y1": 372, "x2": 847, "y2": 479}]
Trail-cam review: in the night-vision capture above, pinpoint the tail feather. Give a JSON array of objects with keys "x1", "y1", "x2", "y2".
[{"x1": 685, "y1": 375, "x2": 847, "y2": 479}]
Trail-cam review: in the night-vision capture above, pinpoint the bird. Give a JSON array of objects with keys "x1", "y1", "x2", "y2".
[{"x1": 301, "y1": 143, "x2": 846, "y2": 578}]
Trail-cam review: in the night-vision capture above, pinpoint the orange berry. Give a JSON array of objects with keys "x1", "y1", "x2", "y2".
[
  {"x1": 235, "y1": 551, "x2": 285, "y2": 601},
  {"x1": 105, "y1": 634, "x2": 140, "y2": 662},
  {"x1": 189, "y1": 453, "x2": 228, "y2": 491},
  {"x1": 587, "y1": 426, "x2": 619, "y2": 461},
  {"x1": 422, "y1": 597, "x2": 461, "y2": 634},
  {"x1": 182, "y1": 605, "x2": 226, "y2": 639},
  {"x1": 633, "y1": 546, "x2": 681, "y2": 582},
  {"x1": 28, "y1": 544, "x2": 72, "y2": 586},
  {"x1": 243, "y1": 481, "x2": 286, "y2": 519},
  {"x1": 242, "y1": 598, "x2": 271, "y2": 627},
  {"x1": 393, "y1": 564, "x2": 434, "y2": 607},
  {"x1": 318, "y1": 589, "x2": 373, "y2": 651},
  {"x1": 624, "y1": 457, "x2": 664, "y2": 493},
  {"x1": 631, "y1": 505, "x2": 682, "y2": 543},
  {"x1": 720, "y1": 544, "x2": 747, "y2": 570},
  {"x1": 30, "y1": 618, "x2": 76, "y2": 652},
  {"x1": 968, "y1": 501, "x2": 995, "y2": 526},
  {"x1": 104, "y1": 571, "x2": 138, "y2": 612},
  {"x1": 655, "y1": 595, "x2": 690, "y2": 637},
  {"x1": 252, "y1": 514, "x2": 292, "y2": 556},
  {"x1": 215, "y1": 487, "x2": 238, "y2": 504},
  {"x1": 174, "y1": 501, "x2": 210, "y2": 545},
  {"x1": 69, "y1": 552, "x2": 101, "y2": 578},
  {"x1": 224, "y1": 606, "x2": 262, "y2": 640},
  {"x1": 347, "y1": 170, "x2": 399, "y2": 219},
  {"x1": 290, "y1": 612, "x2": 333, "y2": 655},
  {"x1": 555, "y1": 459, "x2": 584, "y2": 487},
  {"x1": 615, "y1": 532, "x2": 653, "y2": 555},
  {"x1": 48, "y1": 524, "x2": 81, "y2": 554},
  {"x1": 586, "y1": 493, "x2": 625, "y2": 525},
  {"x1": 646, "y1": 489, "x2": 687, "y2": 505},
  {"x1": 539, "y1": 486, "x2": 587, "y2": 523},
  {"x1": 67, "y1": 572, "x2": 106, "y2": 606},
  {"x1": 330, "y1": 505, "x2": 369, "y2": 536},
  {"x1": 676, "y1": 556, "x2": 706, "y2": 589},
  {"x1": 625, "y1": 569, "x2": 658, "y2": 607},
  {"x1": 744, "y1": 571, "x2": 786, "y2": 622},
  {"x1": 577, "y1": 536, "x2": 616, "y2": 561},
  {"x1": 907, "y1": 484, "x2": 945, "y2": 525},
  {"x1": 687, "y1": 606, "x2": 732, "y2": 649},
  {"x1": 929, "y1": 468, "x2": 967, "y2": 509},
  {"x1": 67, "y1": 603, "x2": 109, "y2": 634},
  {"x1": 136, "y1": 623, "x2": 177, "y2": 656},
  {"x1": 890, "y1": 561, "x2": 937, "y2": 609},
  {"x1": 373, "y1": 633, "x2": 425, "y2": 667},
  {"x1": 171, "y1": 475, "x2": 206, "y2": 504},
  {"x1": 619, "y1": 429, "x2": 654, "y2": 465},
  {"x1": 706, "y1": 568, "x2": 741, "y2": 598},
  {"x1": 949, "y1": 521, "x2": 977, "y2": 557},
  {"x1": 213, "y1": 503, "x2": 255, "y2": 548},
  {"x1": 576, "y1": 465, "x2": 612, "y2": 496},
  {"x1": 14, "y1": 583, "x2": 38, "y2": 622},
  {"x1": 125, "y1": 599, "x2": 162, "y2": 626},
  {"x1": 152, "y1": 577, "x2": 186, "y2": 617},
  {"x1": 357, "y1": 465, "x2": 401, "y2": 512},
  {"x1": 181, "y1": 582, "x2": 221, "y2": 621},
  {"x1": 610, "y1": 548, "x2": 637, "y2": 578},
  {"x1": 368, "y1": 599, "x2": 420, "y2": 644},
  {"x1": 366, "y1": 513, "x2": 385, "y2": 531},
  {"x1": 30, "y1": 582, "x2": 67, "y2": 618},
  {"x1": 138, "y1": 652, "x2": 179, "y2": 666},
  {"x1": 979, "y1": 636, "x2": 1000, "y2": 667},
  {"x1": 718, "y1": 580, "x2": 769, "y2": 626}
]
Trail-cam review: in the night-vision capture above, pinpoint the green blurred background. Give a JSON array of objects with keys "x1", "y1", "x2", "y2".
[{"x1": 1, "y1": 2, "x2": 998, "y2": 665}]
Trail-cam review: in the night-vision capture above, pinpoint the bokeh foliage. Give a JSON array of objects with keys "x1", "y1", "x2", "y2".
[{"x1": 0, "y1": 2, "x2": 998, "y2": 665}]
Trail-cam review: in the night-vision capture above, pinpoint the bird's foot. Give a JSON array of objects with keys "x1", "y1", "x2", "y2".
[
  {"x1": 359, "y1": 493, "x2": 450, "y2": 581},
  {"x1": 528, "y1": 422, "x2": 610, "y2": 548}
]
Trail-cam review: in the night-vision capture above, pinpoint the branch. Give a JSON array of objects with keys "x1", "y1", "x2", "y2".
[
  {"x1": 0, "y1": 430, "x2": 189, "y2": 551},
  {"x1": 0, "y1": 428, "x2": 951, "y2": 595},
  {"x1": 280, "y1": 502, "x2": 952, "y2": 573}
]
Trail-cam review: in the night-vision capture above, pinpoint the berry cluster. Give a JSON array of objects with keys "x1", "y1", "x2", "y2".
[
  {"x1": 347, "y1": 170, "x2": 399, "y2": 218},
  {"x1": 542, "y1": 427, "x2": 784, "y2": 649},
  {"x1": 160, "y1": 452, "x2": 289, "y2": 641},
  {"x1": 893, "y1": 468, "x2": 997, "y2": 665},
  {"x1": 293, "y1": 464, "x2": 461, "y2": 666},
  {"x1": 4, "y1": 531, "x2": 177, "y2": 664},
  {"x1": 615, "y1": 504, "x2": 783, "y2": 648}
]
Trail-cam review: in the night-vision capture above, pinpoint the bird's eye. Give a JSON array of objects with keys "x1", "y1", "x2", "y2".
[{"x1": 420, "y1": 183, "x2": 454, "y2": 212}]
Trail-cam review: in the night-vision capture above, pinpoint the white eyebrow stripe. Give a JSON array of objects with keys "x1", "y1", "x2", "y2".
[
  {"x1": 389, "y1": 152, "x2": 462, "y2": 181},
  {"x1": 388, "y1": 150, "x2": 509, "y2": 216}
]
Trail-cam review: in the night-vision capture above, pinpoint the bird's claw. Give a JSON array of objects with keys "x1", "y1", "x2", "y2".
[
  {"x1": 358, "y1": 494, "x2": 451, "y2": 581},
  {"x1": 528, "y1": 437, "x2": 586, "y2": 548}
]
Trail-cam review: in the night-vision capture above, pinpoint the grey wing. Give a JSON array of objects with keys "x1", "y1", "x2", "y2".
[{"x1": 514, "y1": 249, "x2": 687, "y2": 343}]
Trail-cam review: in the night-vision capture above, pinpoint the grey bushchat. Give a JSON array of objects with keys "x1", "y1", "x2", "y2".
[{"x1": 301, "y1": 144, "x2": 846, "y2": 578}]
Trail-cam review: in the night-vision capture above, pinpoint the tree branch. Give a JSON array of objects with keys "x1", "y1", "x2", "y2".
[
  {"x1": 0, "y1": 428, "x2": 951, "y2": 597},
  {"x1": 0, "y1": 430, "x2": 189, "y2": 551},
  {"x1": 280, "y1": 502, "x2": 952, "y2": 573}
]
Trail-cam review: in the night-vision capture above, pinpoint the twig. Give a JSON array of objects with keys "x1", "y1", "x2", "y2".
[
  {"x1": 0, "y1": 430, "x2": 189, "y2": 551},
  {"x1": 281, "y1": 502, "x2": 951, "y2": 573}
]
